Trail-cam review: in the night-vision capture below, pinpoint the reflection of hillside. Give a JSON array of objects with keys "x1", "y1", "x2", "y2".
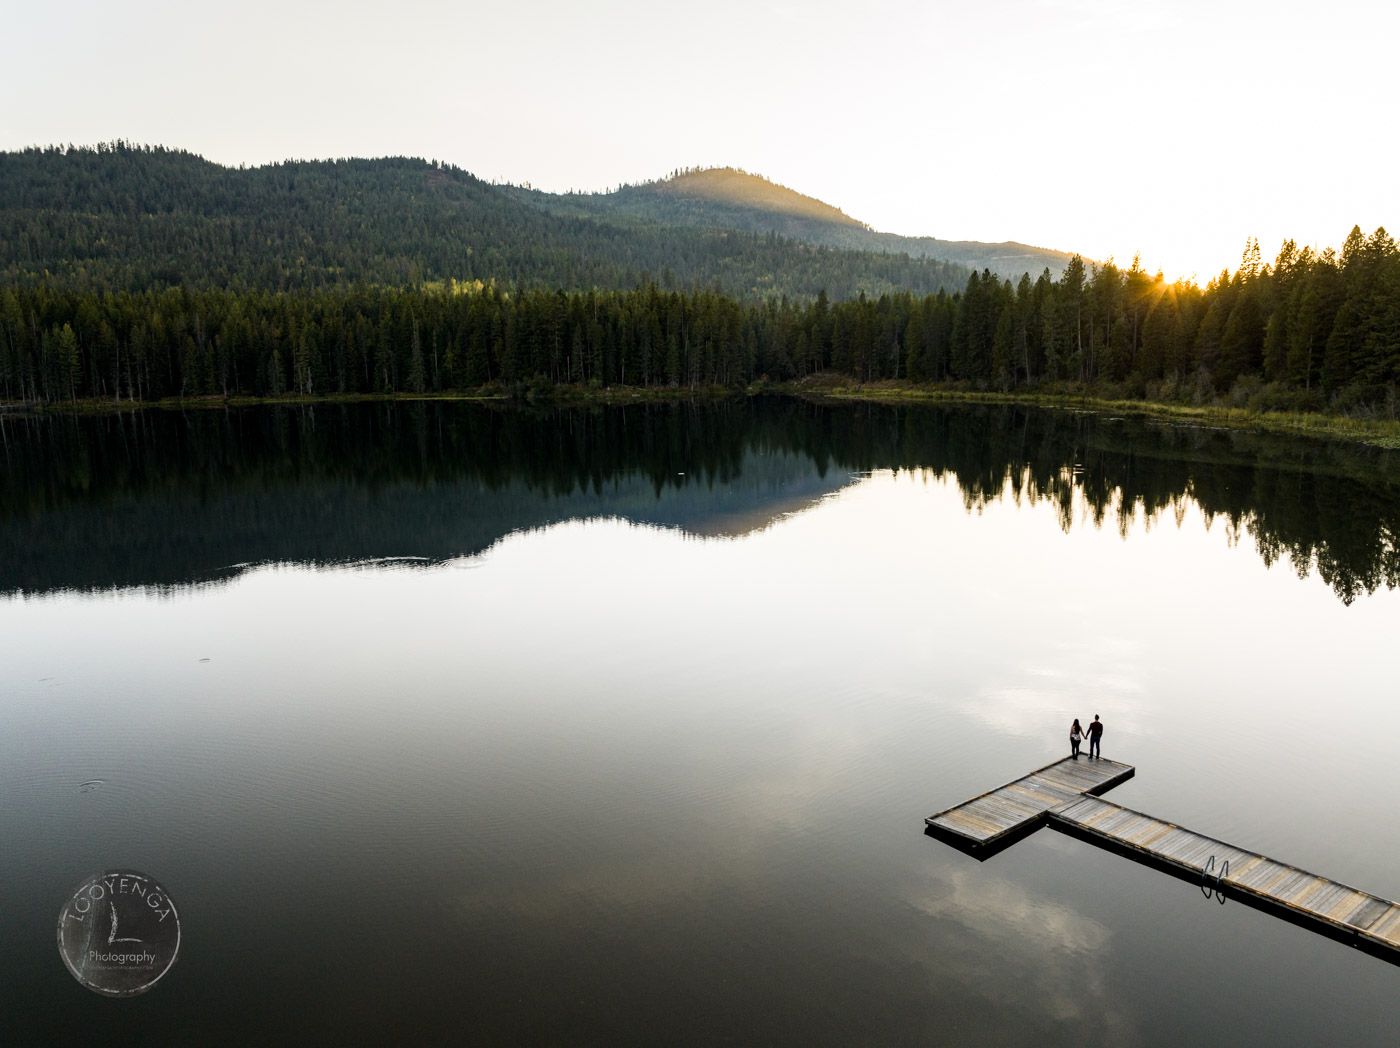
[
  {"x1": 2, "y1": 398, "x2": 1398, "y2": 602},
  {"x1": 0, "y1": 462, "x2": 853, "y2": 596},
  {"x1": 0, "y1": 402, "x2": 853, "y2": 595}
]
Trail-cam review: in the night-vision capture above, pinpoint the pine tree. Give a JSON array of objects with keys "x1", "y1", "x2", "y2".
[
  {"x1": 267, "y1": 347, "x2": 286, "y2": 395},
  {"x1": 407, "y1": 317, "x2": 427, "y2": 393}
]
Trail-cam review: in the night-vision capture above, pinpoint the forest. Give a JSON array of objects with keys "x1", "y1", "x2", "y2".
[
  {"x1": 2, "y1": 226, "x2": 1397, "y2": 411},
  {"x1": 1, "y1": 144, "x2": 1397, "y2": 413},
  {"x1": 0, "y1": 144, "x2": 968, "y2": 299}
]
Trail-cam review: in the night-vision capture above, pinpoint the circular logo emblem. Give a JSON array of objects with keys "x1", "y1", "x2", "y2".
[{"x1": 56, "y1": 870, "x2": 181, "y2": 997}]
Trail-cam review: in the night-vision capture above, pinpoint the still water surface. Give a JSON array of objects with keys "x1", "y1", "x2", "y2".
[{"x1": 1, "y1": 399, "x2": 1397, "y2": 1044}]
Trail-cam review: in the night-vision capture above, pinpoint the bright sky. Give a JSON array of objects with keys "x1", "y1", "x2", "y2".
[{"x1": 3, "y1": 0, "x2": 1395, "y2": 280}]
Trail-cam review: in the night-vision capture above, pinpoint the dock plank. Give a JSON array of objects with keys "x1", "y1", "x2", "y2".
[
  {"x1": 1048, "y1": 795, "x2": 1397, "y2": 957},
  {"x1": 1345, "y1": 897, "x2": 1391, "y2": 930},
  {"x1": 1362, "y1": 905, "x2": 1400, "y2": 949},
  {"x1": 924, "y1": 756, "x2": 1134, "y2": 844}
]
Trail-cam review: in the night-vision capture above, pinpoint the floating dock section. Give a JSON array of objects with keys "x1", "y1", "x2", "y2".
[
  {"x1": 924, "y1": 756, "x2": 1399, "y2": 961},
  {"x1": 924, "y1": 755, "x2": 1134, "y2": 846}
]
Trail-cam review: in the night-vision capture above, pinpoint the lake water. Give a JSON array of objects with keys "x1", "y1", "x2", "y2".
[{"x1": 1, "y1": 398, "x2": 1397, "y2": 1045}]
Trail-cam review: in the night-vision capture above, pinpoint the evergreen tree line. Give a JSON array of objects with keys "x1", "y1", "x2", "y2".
[{"x1": 2, "y1": 225, "x2": 1396, "y2": 408}]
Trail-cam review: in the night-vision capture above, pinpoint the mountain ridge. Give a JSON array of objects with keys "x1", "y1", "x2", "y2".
[
  {"x1": 0, "y1": 143, "x2": 974, "y2": 298},
  {"x1": 0, "y1": 144, "x2": 1073, "y2": 296},
  {"x1": 625, "y1": 167, "x2": 869, "y2": 228},
  {"x1": 509, "y1": 166, "x2": 1075, "y2": 280}
]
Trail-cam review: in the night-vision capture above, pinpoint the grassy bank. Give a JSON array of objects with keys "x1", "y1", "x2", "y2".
[{"x1": 770, "y1": 379, "x2": 1400, "y2": 450}]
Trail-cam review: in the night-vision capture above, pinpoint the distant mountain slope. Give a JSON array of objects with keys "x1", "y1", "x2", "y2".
[
  {"x1": 511, "y1": 167, "x2": 1075, "y2": 280},
  {"x1": 618, "y1": 167, "x2": 867, "y2": 230},
  {"x1": 0, "y1": 144, "x2": 970, "y2": 299}
]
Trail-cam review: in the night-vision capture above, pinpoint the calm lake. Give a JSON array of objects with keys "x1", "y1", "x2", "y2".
[{"x1": 1, "y1": 398, "x2": 1397, "y2": 1045}]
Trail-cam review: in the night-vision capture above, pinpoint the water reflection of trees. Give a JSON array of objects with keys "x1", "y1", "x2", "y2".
[
  {"x1": 829, "y1": 404, "x2": 1400, "y2": 606},
  {"x1": 2, "y1": 399, "x2": 1397, "y2": 603}
]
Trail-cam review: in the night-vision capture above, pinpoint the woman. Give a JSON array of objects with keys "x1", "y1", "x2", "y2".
[{"x1": 1070, "y1": 718, "x2": 1084, "y2": 760}]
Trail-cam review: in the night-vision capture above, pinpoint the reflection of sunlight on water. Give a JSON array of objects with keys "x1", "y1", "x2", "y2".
[
  {"x1": 964, "y1": 653, "x2": 1149, "y2": 740},
  {"x1": 963, "y1": 685, "x2": 1066, "y2": 738},
  {"x1": 718, "y1": 700, "x2": 885, "y2": 830},
  {"x1": 450, "y1": 854, "x2": 708, "y2": 924},
  {"x1": 919, "y1": 868, "x2": 1110, "y2": 955},
  {"x1": 910, "y1": 867, "x2": 1142, "y2": 1045}
]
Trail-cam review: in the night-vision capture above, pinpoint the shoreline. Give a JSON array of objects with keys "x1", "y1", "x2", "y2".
[
  {"x1": 0, "y1": 385, "x2": 737, "y2": 417},
  {"x1": 6, "y1": 382, "x2": 1400, "y2": 450},
  {"x1": 768, "y1": 381, "x2": 1400, "y2": 450}
]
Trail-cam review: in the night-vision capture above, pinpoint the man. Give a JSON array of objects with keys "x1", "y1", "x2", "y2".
[{"x1": 1087, "y1": 715, "x2": 1104, "y2": 759}]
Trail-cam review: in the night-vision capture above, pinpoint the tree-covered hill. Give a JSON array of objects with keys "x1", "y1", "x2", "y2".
[
  {"x1": 8, "y1": 145, "x2": 1392, "y2": 419},
  {"x1": 607, "y1": 167, "x2": 869, "y2": 233},
  {"x1": 509, "y1": 167, "x2": 1076, "y2": 280},
  {"x1": 0, "y1": 144, "x2": 970, "y2": 299},
  {"x1": 6, "y1": 228, "x2": 1395, "y2": 413}
]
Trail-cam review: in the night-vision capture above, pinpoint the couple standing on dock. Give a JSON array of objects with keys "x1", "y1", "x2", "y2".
[{"x1": 1070, "y1": 715, "x2": 1103, "y2": 760}]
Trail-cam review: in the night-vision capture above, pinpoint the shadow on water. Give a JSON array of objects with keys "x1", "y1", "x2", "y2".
[{"x1": 2, "y1": 396, "x2": 1399, "y2": 601}]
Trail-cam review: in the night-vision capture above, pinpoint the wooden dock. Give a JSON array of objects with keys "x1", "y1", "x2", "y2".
[
  {"x1": 925, "y1": 757, "x2": 1399, "y2": 961},
  {"x1": 1053, "y1": 795, "x2": 1400, "y2": 955},
  {"x1": 924, "y1": 755, "x2": 1135, "y2": 845}
]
